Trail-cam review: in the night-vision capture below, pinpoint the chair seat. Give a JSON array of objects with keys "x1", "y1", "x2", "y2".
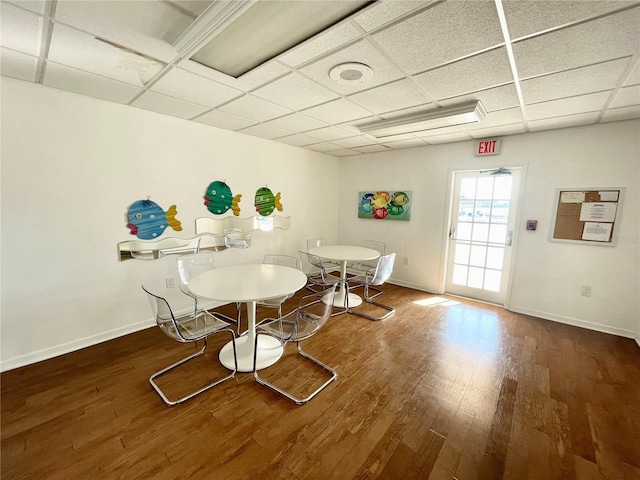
[
  {"x1": 158, "y1": 311, "x2": 233, "y2": 342},
  {"x1": 259, "y1": 311, "x2": 323, "y2": 342}
]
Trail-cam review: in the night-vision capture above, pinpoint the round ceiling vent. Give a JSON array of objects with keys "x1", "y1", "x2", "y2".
[{"x1": 329, "y1": 62, "x2": 374, "y2": 85}]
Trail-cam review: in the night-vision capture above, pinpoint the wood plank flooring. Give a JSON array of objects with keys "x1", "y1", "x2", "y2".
[{"x1": 2, "y1": 285, "x2": 639, "y2": 479}]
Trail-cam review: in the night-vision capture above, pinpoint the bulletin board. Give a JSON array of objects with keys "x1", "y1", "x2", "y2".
[{"x1": 549, "y1": 187, "x2": 623, "y2": 246}]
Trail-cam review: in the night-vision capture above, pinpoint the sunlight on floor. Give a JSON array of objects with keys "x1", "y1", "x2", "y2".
[{"x1": 412, "y1": 296, "x2": 461, "y2": 307}]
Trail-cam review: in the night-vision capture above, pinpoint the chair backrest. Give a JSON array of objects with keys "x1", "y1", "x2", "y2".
[
  {"x1": 291, "y1": 285, "x2": 337, "y2": 342},
  {"x1": 368, "y1": 253, "x2": 396, "y2": 286},
  {"x1": 306, "y1": 238, "x2": 327, "y2": 251},
  {"x1": 264, "y1": 254, "x2": 299, "y2": 269},
  {"x1": 362, "y1": 240, "x2": 386, "y2": 268},
  {"x1": 176, "y1": 252, "x2": 216, "y2": 294},
  {"x1": 299, "y1": 250, "x2": 326, "y2": 273},
  {"x1": 141, "y1": 285, "x2": 186, "y2": 342}
]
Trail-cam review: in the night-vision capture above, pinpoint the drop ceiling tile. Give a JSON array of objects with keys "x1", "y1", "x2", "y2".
[
  {"x1": 179, "y1": 59, "x2": 289, "y2": 92},
  {"x1": 193, "y1": 109, "x2": 257, "y2": 131},
  {"x1": 151, "y1": 67, "x2": 242, "y2": 107},
  {"x1": 414, "y1": 48, "x2": 513, "y2": 99},
  {"x1": 278, "y1": 22, "x2": 361, "y2": 67},
  {"x1": 131, "y1": 90, "x2": 209, "y2": 119},
  {"x1": 266, "y1": 113, "x2": 328, "y2": 132},
  {"x1": 513, "y1": 8, "x2": 640, "y2": 78},
  {"x1": 528, "y1": 112, "x2": 599, "y2": 132},
  {"x1": 48, "y1": 24, "x2": 166, "y2": 87},
  {"x1": 442, "y1": 84, "x2": 520, "y2": 112},
  {"x1": 240, "y1": 123, "x2": 292, "y2": 140},
  {"x1": 330, "y1": 136, "x2": 376, "y2": 148},
  {"x1": 53, "y1": 1, "x2": 182, "y2": 62},
  {"x1": 602, "y1": 104, "x2": 640, "y2": 122},
  {"x1": 352, "y1": 1, "x2": 430, "y2": 32},
  {"x1": 304, "y1": 142, "x2": 344, "y2": 152},
  {"x1": 372, "y1": 0, "x2": 504, "y2": 75},
  {"x1": 0, "y1": 47, "x2": 38, "y2": 82},
  {"x1": 252, "y1": 72, "x2": 339, "y2": 111},
  {"x1": 0, "y1": 2, "x2": 43, "y2": 56},
  {"x1": 521, "y1": 58, "x2": 630, "y2": 104},
  {"x1": 329, "y1": 148, "x2": 363, "y2": 157},
  {"x1": 275, "y1": 134, "x2": 320, "y2": 147},
  {"x1": 170, "y1": 1, "x2": 214, "y2": 17},
  {"x1": 353, "y1": 144, "x2": 391, "y2": 153},
  {"x1": 623, "y1": 60, "x2": 640, "y2": 86},
  {"x1": 305, "y1": 125, "x2": 355, "y2": 141},
  {"x1": 502, "y1": 0, "x2": 637, "y2": 40},
  {"x1": 422, "y1": 132, "x2": 473, "y2": 144},
  {"x1": 348, "y1": 78, "x2": 431, "y2": 114},
  {"x1": 299, "y1": 39, "x2": 405, "y2": 95},
  {"x1": 381, "y1": 138, "x2": 428, "y2": 149},
  {"x1": 302, "y1": 98, "x2": 373, "y2": 124},
  {"x1": 217, "y1": 95, "x2": 292, "y2": 122},
  {"x1": 609, "y1": 85, "x2": 640, "y2": 108},
  {"x1": 466, "y1": 123, "x2": 526, "y2": 138},
  {"x1": 525, "y1": 91, "x2": 612, "y2": 120},
  {"x1": 43, "y1": 61, "x2": 142, "y2": 104},
  {"x1": 4, "y1": 1, "x2": 47, "y2": 16}
]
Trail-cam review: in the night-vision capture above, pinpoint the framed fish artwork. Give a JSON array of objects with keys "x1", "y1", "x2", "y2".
[{"x1": 358, "y1": 191, "x2": 412, "y2": 221}]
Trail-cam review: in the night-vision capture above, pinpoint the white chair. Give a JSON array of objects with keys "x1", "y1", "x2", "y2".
[
  {"x1": 347, "y1": 253, "x2": 397, "y2": 321},
  {"x1": 176, "y1": 252, "x2": 240, "y2": 331},
  {"x1": 347, "y1": 240, "x2": 386, "y2": 276},
  {"x1": 253, "y1": 285, "x2": 338, "y2": 405},
  {"x1": 257, "y1": 254, "x2": 300, "y2": 318},
  {"x1": 142, "y1": 285, "x2": 237, "y2": 406}
]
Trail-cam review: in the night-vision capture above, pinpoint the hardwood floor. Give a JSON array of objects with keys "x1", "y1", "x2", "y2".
[{"x1": 2, "y1": 284, "x2": 639, "y2": 479}]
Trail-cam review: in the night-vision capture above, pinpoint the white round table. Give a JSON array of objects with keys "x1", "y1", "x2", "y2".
[
  {"x1": 308, "y1": 245, "x2": 380, "y2": 308},
  {"x1": 188, "y1": 264, "x2": 307, "y2": 372}
]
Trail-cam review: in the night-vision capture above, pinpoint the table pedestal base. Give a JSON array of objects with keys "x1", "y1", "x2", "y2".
[
  {"x1": 324, "y1": 289, "x2": 363, "y2": 308},
  {"x1": 219, "y1": 335, "x2": 284, "y2": 372}
]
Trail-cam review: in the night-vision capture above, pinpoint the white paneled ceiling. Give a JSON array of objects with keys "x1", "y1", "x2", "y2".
[{"x1": 1, "y1": 0, "x2": 639, "y2": 157}]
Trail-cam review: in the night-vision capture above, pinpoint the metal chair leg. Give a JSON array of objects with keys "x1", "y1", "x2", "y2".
[
  {"x1": 253, "y1": 333, "x2": 337, "y2": 405},
  {"x1": 149, "y1": 330, "x2": 237, "y2": 406},
  {"x1": 346, "y1": 284, "x2": 395, "y2": 321}
]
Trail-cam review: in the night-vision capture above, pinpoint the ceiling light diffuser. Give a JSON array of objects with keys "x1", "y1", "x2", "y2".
[
  {"x1": 357, "y1": 101, "x2": 487, "y2": 138},
  {"x1": 175, "y1": 0, "x2": 373, "y2": 78}
]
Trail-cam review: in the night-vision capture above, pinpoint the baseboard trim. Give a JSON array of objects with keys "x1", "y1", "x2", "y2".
[
  {"x1": 1, "y1": 318, "x2": 156, "y2": 373},
  {"x1": 636, "y1": 338, "x2": 640, "y2": 349},
  {"x1": 386, "y1": 278, "x2": 438, "y2": 294},
  {"x1": 508, "y1": 305, "x2": 638, "y2": 339}
]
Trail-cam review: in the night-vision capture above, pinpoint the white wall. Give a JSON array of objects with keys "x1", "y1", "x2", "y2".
[
  {"x1": 337, "y1": 121, "x2": 640, "y2": 340},
  {"x1": 0, "y1": 77, "x2": 340, "y2": 371}
]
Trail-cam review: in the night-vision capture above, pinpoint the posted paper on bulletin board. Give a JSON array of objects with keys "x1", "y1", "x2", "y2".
[{"x1": 550, "y1": 188, "x2": 622, "y2": 245}]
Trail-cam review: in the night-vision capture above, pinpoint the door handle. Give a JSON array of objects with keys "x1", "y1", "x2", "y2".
[
  {"x1": 449, "y1": 226, "x2": 456, "y2": 240},
  {"x1": 506, "y1": 230, "x2": 513, "y2": 246}
]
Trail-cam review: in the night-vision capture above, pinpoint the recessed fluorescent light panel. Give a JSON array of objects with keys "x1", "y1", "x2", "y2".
[
  {"x1": 189, "y1": 1, "x2": 374, "y2": 78},
  {"x1": 357, "y1": 101, "x2": 488, "y2": 138}
]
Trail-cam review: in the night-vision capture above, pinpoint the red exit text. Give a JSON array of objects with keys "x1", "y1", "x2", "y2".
[{"x1": 475, "y1": 138, "x2": 502, "y2": 156}]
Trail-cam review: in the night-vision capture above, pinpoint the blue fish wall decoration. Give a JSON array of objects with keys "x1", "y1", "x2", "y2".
[{"x1": 126, "y1": 199, "x2": 182, "y2": 239}]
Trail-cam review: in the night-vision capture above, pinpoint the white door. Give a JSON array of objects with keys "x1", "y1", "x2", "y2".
[{"x1": 445, "y1": 169, "x2": 521, "y2": 305}]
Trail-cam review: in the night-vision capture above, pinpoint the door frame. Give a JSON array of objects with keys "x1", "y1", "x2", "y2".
[{"x1": 439, "y1": 162, "x2": 528, "y2": 309}]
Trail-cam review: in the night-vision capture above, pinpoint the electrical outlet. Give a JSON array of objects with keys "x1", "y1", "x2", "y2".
[
  {"x1": 580, "y1": 285, "x2": 591, "y2": 297},
  {"x1": 403, "y1": 257, "x2": 409, "y2": 265},
  {"x1": 166, "y1": 277, "x2": 175, "y2": 289}
]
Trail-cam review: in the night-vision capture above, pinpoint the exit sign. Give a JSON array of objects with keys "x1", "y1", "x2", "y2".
[{"x1": 475, "y1": 138, "x2": 501, "y2": 156}]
